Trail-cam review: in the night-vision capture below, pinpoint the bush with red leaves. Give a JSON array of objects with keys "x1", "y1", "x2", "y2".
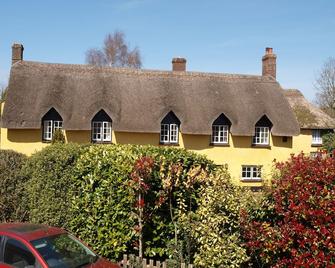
[{"x1": 242, "y1": 153, "x2": 335, "y2": 267}]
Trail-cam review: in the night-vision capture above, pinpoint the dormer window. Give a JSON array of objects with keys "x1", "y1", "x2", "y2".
[
  {"x1": 160, "y1": 111, "x2": 180, "y2": 144},
  {"x1": 211, "y1": 113, "x2": 231, "y2": 145},
  {"x1": 252, "y1": 115, "x2": 273, "y2": 146},
  {"x1": 312, "y1": 129, "x2": 322, "y2": 145},
  {"x1": 42, "y1": 108, "x2": 63, "y2": 142},
  {"x1": 91, "y1": 110, "x2": 112, "y2": 143}
]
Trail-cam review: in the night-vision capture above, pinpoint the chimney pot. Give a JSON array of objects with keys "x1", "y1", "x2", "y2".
[
  {"x1": 262, "y1": 47, "x2": 276, "y2": 79},
  {"x1": 12, "y1": 43, "x2": 24, "y2": 65},
  {"x1": 265, "y1": 47, "x2": 273, "y2": 54},
  {"x1": 172, "y1": 57, "x2": 186, "y2": 71}
]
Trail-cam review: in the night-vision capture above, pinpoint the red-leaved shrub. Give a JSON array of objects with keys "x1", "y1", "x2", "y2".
[{"x1": 243, "y1": 153, "x2": 335, "y2": 267}]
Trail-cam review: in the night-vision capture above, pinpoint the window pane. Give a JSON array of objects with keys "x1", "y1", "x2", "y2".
[
  {"x1": 241, "y1": 166, "x2": 262, "y2": 180},
  {"x1": 170, "y1": 124, "x2": 178, "y2": 143},
  {"x1": 4, "y1": 238, "x2": 39, "y2": 267},
  {"x1": 92, "y1": 122, "x2": 102, "y2": 141},
  {"x1": 103, "y1": 122, "x2": 112, "y2": 141},
  {"x1": 312, "y1": 129, "x2": 322, "y2": 144},
  {"x1": 253, "y1": 127, "x2": 269, "y2": 145},
  {"x1": 212, "y1": 125, "x2": 228, "y2": 144},
  {"x1": 43, "y1": 120, "x2": 53, "y2": 140},
  {"x1": 160, "y1": 124, "x2": 169, "y2": 142}
]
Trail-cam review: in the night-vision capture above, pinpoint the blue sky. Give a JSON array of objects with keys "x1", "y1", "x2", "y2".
[{"x1": 1, "y1": 0, "x2": 334, "y2": 101}]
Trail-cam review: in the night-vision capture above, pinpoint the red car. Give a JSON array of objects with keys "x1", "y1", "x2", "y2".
[{"x1": 0, "y1": 223, "x2": 119, "y2": 268}]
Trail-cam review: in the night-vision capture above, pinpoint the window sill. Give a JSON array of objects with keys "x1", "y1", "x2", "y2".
[
  {"x1": 251, "y1": 144, "x2": 271, "y2": 148},
  {"x1": 240, "y1": 178, "x2": 262, "y2": 183},
  {"x1": 210, "y1": 142, "x2": 230, "y2": 147},
  {"x1": 159, "y1": 142, "x2": 179, "y2": 146},
  {"x1": 92, "y1": 141, "x2": 113, "y2": 144},
  {"x1": 311, "y1": 143, "x2": 323, "y2": 147},
  {"x1": 42, "y1": 140, "x2": 52, "y2": 143}
]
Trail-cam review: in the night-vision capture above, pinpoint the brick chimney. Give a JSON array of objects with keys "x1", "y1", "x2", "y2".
[
  {"x1": 262, "y1": 47, "x2": 276, "y2": 79},
  {"x1": 12, "y1": 43, "x2": 24, "y2": 65},
  {"x1": 172, "y1": 57, "x2": 186, "y2": 71}
]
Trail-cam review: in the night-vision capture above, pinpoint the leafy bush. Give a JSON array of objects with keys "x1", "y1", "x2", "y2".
[
  {"x1": 0, "y1": 150, "x2": 27, "y2": 222},
  {"x1": 52, "y1": 129, "x2": 65, "y2": 144},
  {"x1": 322, "y1": 132, "x2": 335, "y2": 153},
  {"x1": 70, "y1": 144, "x2": 214, "y2": 260},
  {"x1": 243, "y1": 153, "x2": 335, "y2": 267},
  {"x1": 23, "y1": 143, "x2": 87, "y2": 227},
  {"x1": 192, "y1": 167, "x2": 256, "y2": 267}
]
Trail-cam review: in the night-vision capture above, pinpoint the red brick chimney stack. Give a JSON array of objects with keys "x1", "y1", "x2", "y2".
[
  {"x1": 12, "y1": 43, "x2": 24, "y2": 65},
  {"x1": 262, "y1": 47, "x2": 276, "y2": 79},
  {"x1": 172, "y1": 57, "x2": 186, "y2": 71}
]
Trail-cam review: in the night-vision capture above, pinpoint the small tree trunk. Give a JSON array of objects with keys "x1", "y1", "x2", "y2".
[{"x1": 138, "y1": 191, "x2": 143, "y2": 259}]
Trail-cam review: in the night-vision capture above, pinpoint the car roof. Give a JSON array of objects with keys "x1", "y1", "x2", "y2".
[{"x1": 0, "y1": 223, "x2": 66, "y2": 242}]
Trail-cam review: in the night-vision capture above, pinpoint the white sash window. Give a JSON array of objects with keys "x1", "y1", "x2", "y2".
[{"x1": 92, "y1": 121, "x2": 112, "y2": 142}]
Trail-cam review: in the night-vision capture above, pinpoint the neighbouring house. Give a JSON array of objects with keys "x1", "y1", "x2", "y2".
[{"x1": 1, "y1": 44, "x2": 334, "y2": 187}]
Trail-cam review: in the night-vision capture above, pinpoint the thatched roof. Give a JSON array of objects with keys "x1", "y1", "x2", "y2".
[
  {"x1": 1, "y1": 61, "x2": 300, "y2": 136},
  {"x1": 284, "y1": 89, "x2": 335, "y2": 129}
]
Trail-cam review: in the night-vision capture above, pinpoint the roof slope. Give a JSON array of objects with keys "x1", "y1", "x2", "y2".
[
  {"x1": 2, "y1": 61, "x2": 300, "y2": 136},
  {"x1": 284, "y1": 89, "x2": 335, "y2": 129}
]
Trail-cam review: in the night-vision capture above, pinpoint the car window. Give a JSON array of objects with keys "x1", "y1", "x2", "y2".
[{"x1": 3, "y1": 238, "x2": 41, "y2": 268}]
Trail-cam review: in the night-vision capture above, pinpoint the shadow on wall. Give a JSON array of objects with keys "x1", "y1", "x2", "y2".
[
  {"x1": 66, "y1": 131, "x2": 90, "y2": 143},
  {"x1": 182, "y1": 134, "x2": 211, "y2": 150},
  {"x1": 7, "y1": 129, "x2": 41, "y2": 143},
  {"x1": 272, "y1": 136, "x2": 293, "y2": 148},
  {"x1": 114, "y1": 132, "x2": 160, "y2": 146}
]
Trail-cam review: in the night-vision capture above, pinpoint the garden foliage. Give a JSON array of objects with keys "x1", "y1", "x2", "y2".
[
  {"x1": 70, "y1": 144, "x2": 214, "y2": 260},
  {"x1": 192, "y1": 167, "x2": 255, "y2": 268},
  {"x1": 243, "y1": 153, "x2": 335, "y2": 267},
  {"x1": 23, "y1": 143, "x2": 87, "y2": 227},
  {"x1": 0, "y1": 150, "x2": 27, "y2": 222}
]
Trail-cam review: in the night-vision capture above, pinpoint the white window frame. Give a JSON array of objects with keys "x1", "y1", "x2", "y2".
[
  {"x1": 212, "y1": 125, "x2": 229, "y2": 144},
  {"x1": 43, "y1": 120, "x2": 63, "y2": 141},
  {"x1": 92, "y1": 121, "x2": 112, "y2": 142},
  {"x1": 160, "y1": 123, "x2": 179, "y2": 144},
  {"x1": 253, "y1": 126, "x2": 270, "y2": 145},
  {"x1": 241, "y1": 165, "x2": 262, "y2": 181},
  {"x1": 312, "y1": 129, "x2": 322, "y2": 145}
]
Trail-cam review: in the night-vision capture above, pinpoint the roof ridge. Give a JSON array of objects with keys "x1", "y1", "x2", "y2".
[{"x1": 18, "y1": 60, "x2": 275, "y2": 81}]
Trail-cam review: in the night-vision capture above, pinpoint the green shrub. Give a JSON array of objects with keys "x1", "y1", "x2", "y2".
[
  {"x1": 51, "y1": 129, "x2": 65, "y2": 144},
  {"x1": 243, "y1": 153, "x2": 335, "y2": 267},
  {"x1": 322, "y1": 132, "x2": 335, "y2": 153},
  {"x1": 0, "y1": 150, "x2": 27, "y2": 222},
  {"x1": 70, "y1": 144, "x2": 214, "y2": 260},
  {"x1": 23, "y1": 143, "x2": 87, "y2": 227},
  {"x1": 192, "y1": 167, "x2": 257, "y2": 267}
]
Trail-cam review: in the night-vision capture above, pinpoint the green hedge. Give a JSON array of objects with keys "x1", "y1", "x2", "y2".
[
  {"x1": 22, "y1": 143, "x2": 87, "y2": 227},
  {"x1": 0, "y1": 150, "x2": 27, "y2": 222},
  {"x1": 70, "y1": 144, "x2": 215, "y2": 260}
]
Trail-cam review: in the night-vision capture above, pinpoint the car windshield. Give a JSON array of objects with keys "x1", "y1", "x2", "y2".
[{"x1": 31, "y1": 233, "x2": 97, "y2": 268}]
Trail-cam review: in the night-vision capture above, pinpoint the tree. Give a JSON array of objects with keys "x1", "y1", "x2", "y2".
[
  {"x1": 86, "y1": 31, "x2": 142, "y2": 68},
  {"x1": 0, "y1": 84, "x2": 7, "y2": 103},
  {"x1": 315, "y1": 57, "x2": 335, "y2": 118}
]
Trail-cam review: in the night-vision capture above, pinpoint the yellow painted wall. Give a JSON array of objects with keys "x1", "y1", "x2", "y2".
[{"x1": 0, "y1": 124, "x2": 317, "y2": 185}]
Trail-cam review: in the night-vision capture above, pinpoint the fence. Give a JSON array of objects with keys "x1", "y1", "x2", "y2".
[{"x1": 119, "y1": 254, "x2": 194, "y2": 268}]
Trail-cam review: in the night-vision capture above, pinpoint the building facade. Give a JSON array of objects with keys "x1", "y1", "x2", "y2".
[{"x1": 1, "y1": 44, "x2": 334, "y2": 187}]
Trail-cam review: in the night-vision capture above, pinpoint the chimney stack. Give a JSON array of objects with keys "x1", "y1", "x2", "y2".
[
  {"x1": 12, "y1": 43, "x2": 24, "y2": 65},
  {"x1": 172, "y1": 57, "x2": 186, "y2": 71},
  {"x1": 262, "y1": 47, "x2": 276, "y2": 79}
]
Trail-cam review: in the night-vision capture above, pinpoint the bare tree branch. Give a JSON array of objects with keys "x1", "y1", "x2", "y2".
[
  {"x1": 315, "y1": 57, "x2": 335, "y2": 118},
  {"x1": 86, "y1": 30, "x2": 142, "y2": 69}
]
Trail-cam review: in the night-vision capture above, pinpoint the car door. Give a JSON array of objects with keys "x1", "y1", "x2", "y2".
[{"x1": 2, "y1": 236, "x2": 42, "y2": 268}]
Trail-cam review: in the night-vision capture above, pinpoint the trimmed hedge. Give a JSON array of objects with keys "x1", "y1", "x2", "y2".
[
  {"x1": 22, "y1": 143, "x2": 88, "y2": 227},
  {"x1": 0, "y1": 150, "x2": 27, "y2": 222},
  {"x1": 70, "y1": 144, "x2": 215, "y2": 260}
]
